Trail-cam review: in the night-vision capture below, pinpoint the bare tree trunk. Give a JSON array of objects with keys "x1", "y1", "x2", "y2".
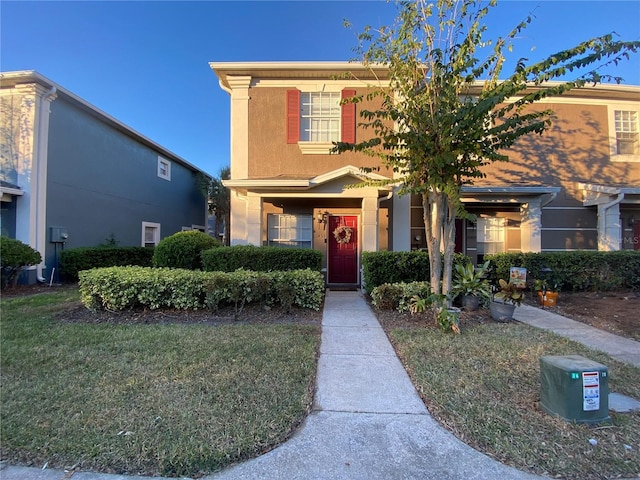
[{"x1": 423, "y1": 190, "x2": 445, "y2": 296}]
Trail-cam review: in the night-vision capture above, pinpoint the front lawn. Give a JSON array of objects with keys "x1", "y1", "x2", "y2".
[
  {"x1": 386, "y1": 320, "x2": 640, "y2": 480},
  {"x1": 0, "y1": 289, "x2": 320, "y2": 478}
]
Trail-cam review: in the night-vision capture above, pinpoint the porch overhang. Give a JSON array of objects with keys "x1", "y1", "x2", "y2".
[
  {"x1": 222, "y1": 165, "x2": 394, "y2": 198},
  {"x1": 0, "y1": 181, "x2": 24, "y2": 202},
  {"x1": 579, "y1": 183, "x2": 640, "y2": 206},
  {"x1": 578, "y1": 183, "x2": 640, "y2": 251},
  {"x1": 461, "y1": 185, "x2": 561, "y2": 205}
]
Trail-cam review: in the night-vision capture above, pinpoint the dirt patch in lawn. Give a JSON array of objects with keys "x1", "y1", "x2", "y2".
[
  {"x1": 1, "y1": 283, "x2": 323, "y2": 326},
  {"x1": 55, "y1": 302, "x2": 323, "y2": 326},
  {"x1": 375, "y1": 289, "x2": 640, "y2": 342},
  {"x1": 543, "y1": 290, "x2": 640, "y2": 342},
  {"x1": 2, "y1": 283, "x2": 638, "y2": 340}
]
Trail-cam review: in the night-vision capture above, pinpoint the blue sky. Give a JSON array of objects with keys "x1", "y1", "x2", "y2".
[{"x1": 1, "y1": 1, "x2": 639, "y2": 177}]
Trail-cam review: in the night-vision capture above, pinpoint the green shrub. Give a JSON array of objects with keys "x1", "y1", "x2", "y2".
[
  {"x1": 0, "y1": 236, "x2": 42, "y2": 288},
  {"x1": 371, "y1": 281, "x2": 431, "y2": 312},
  {"x1": 362, "y1": 250, "x2": 469, "y2": 294},
  {"x1": 486, "y1": 251, "x2": 640, "y2": 292},
  {"x1": 153, "y1": 231, "x2": 221, "y2": 270},
  {"x1": 202, "y1": 245, "x2": 322, "y2": 272},
  {"x1": 271, "y1": 269, "x2": 326, "y2": 311},
  {"x1": 59, "y1": 246, "x2": 154, "y2": 282},
  {"x1": 79, "y1": 267, "x2": 324, "y2": 313}
]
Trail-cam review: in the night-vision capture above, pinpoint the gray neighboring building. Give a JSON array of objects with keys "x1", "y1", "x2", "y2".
[{"x1": 1, "y1": 71, "x2": 210, "y2": 284}]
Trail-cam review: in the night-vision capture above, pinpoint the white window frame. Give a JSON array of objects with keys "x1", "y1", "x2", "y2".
[
  {"x1": 300, "y1": 92, "x2": 341, "y2": 143},
  {"x1": 142, "y1": 221, "x2": 161, "y2": 247},
  {"x1": 297, "y1": 85, "x2": 344, "y2": 155},
  {"x1": 608, "y1": 105, "x2": 640, "y2": 162},
  {"x1": 157, "y1": 156, "x2": 172, "y2": 180},
  {"x1": 477, "y1": 217, "x2": 505, "y2": 255},
  {"x1": 615, "y1": 110, "x2": 639, "y2": 155},
  {"x1": 267, "y1": 214, "x2": 312, "y2": 248}
]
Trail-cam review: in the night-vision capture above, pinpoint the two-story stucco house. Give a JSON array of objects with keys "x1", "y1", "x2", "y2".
[
  {"x1": 0, "y1": 71, "x2": 210, "y2": 284},
  {"x1": 210, "y1": 62, "x2": 640, "y2": 287}
]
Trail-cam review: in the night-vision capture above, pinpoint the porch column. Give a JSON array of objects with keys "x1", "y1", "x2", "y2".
[
  {"x1": 393, "y1": 193, "x2": 411, "y2": 251},
  {"x1": 246, "y1": 194, "x2": 262, "y2": 246},
  {"x1": 361, "y1": 195, "x2": 379, "y2": 252},
  {"x1": 520, "y1": 198, "x2": 542, "y2": 252},
  {"x1": 598, "y1": 200, "x2": 622, "y2": 251},
  {"x1": 229, "y1": 191, "x2": 247, "y2": 246}
]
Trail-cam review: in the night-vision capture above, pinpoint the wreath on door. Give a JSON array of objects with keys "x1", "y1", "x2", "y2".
[{"x1": 333, "y1": 225, "x2": 353, "y2": 244}]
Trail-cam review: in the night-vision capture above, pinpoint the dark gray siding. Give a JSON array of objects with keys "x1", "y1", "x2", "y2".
[{"x1": 43, "y1": 97, "x2": 206, "y2": 277}]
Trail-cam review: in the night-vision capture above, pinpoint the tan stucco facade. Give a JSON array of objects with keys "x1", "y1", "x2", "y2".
[{"x1": 211, "y1": 61, "x2": 640, "y2": 284}]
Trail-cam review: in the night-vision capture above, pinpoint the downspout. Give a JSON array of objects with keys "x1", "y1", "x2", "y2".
[
  {"x1": 362, "y1": 189, "x2": 393, "y2": 291},
  {"x1": 598, "y1": 193, "x2": 625, "y2": 251},
  {"x1": 378, "y1": 189, "x2": 394, "y2": 206},
  {"x1": 541, "y1": 191, "x2": 557, "y2": 208},
  {"x1": 218, "y1": 79, "x2": 232, "y2": 95},
  {"x1": 36, "y1": 86, "x2": 57, "y2": 283}
]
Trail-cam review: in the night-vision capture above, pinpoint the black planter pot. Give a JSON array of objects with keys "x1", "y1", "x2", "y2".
[
  {"x1": 489, "y1": 301, "x2": 516, "y2": 322},
  {"x1": 461, "y1": 295, "x2": 480, "y2": 311}
]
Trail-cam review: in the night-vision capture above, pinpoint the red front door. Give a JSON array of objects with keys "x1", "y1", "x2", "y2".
[{"x1": 328, "y1": 215, "x2": 358, "y2": 284}]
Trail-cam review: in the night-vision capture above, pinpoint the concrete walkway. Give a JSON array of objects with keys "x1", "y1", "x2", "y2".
[
  {"x1": 3, "y1": 291, "x2": 639, "y2": 480},
  {"x1": 514, "y1": 304, "x2": 640, "y2": 368}
]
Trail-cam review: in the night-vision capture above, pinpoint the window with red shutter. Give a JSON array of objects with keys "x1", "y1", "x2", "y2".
[
  {"x1": 286, "y1": 89, "x2": 300, "y2": 144},
  {"x1": 341, "y1": 89, "x2": 356, "y2": 144},
  {"x1": 287, "y1": 88, "x2": 357, "y2": 151}
]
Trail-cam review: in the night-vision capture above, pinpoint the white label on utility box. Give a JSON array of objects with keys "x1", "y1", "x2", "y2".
[{"x1": 582, "y1": 371, "x2": 600, "y2": 411}]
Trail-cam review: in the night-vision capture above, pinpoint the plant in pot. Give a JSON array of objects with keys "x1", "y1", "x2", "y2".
[
  {"x1": 534, "y1": 279, "x2": 560, "y2": 308},
  {"x1": 490, "y1": 279, "x2": 524, "y2": 322},
  {"x1": 451, "y1": 260, "x2": 491, "y2": 311}
]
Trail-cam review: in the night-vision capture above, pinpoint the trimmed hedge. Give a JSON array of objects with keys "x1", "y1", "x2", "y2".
[
  {"x1": 486, "y1": 251, "x2": 640, "y2": 291},
  {"x1": 59, "y1": 246, "x2": 154, "y2": 282},
  {"x1": 79, "y1": 266, "x2": 325, "y2": 312},
  {"x1": 153, "y1": 231, "x2": 221, "y2": 270},
  {"x1": 362, "y1": 250, "x2": 469, "y2": 294},
  {"x1": 202, "y1": 245, "x2": 322, "y2": 272},
  {"x1": 0, "y1": 236, "x2": 42, "y2": 288}
]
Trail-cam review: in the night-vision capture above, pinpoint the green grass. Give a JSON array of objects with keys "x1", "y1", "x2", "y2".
[
  {"x1": 0, "y1": 290, "x2": 320, "y2": 477},
  {"x1": 387, "y1": 322, "x2": 640, "y2": 480}
]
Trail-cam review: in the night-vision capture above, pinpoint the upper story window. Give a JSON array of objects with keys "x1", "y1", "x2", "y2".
[
  {"x1": 158, "y1": 156, "x2": 171, "y2": 180},
  {"x1": 300, "y1": 92, "x2": 341, "y2": 142},
  {"x1": 267, "y1": 214, "x2": 312, "y2": 248},
  {"x1": 286, "y1": 89, "x2": 356, "y2": 154},
  {"x1": 615, "y1": 110, "x2": 638, "y2": 155},
  {"x1": 609, "y1": 105, "x2": 639, "y2": 162}
]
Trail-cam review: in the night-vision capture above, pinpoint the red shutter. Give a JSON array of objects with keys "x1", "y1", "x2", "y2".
[
  {"x1": 341, "y1": 89, "x2": 356, "y2": 143},
  {"x1": 286, "y1": 89, "x2": 300, "y2": 144}
]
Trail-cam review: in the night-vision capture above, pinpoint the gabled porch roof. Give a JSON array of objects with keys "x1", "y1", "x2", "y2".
[{"x1": 222, "y1": 165, "x2": 393, "y2": 198}]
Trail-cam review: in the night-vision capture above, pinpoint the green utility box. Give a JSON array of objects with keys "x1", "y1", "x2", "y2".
[{"x1": 540, "y1": 355, "x2": 610, "y2": 424}]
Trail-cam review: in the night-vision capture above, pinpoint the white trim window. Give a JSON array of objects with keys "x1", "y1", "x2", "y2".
[
  {"x1": 609, "y1": 105, "x2": 640, "y2": 162},
  {"x1": 267, "y1": 214, "x2": 312, "y2": 248},
  {"x1": 615, "y1": 110, "x2": 639, "y2": 155},
  {"x1": 142, "y1": 221, "x2": 160, "y2": 247},
  {"x1": 477, "y1": 217, "x2": 505, "y2": 255},
  {"x1": 158, "y1": 156, "x2": 171, "y2": 180},
  {"x1": 300, "y1": 92, "x2": 341, "y2": 142}
]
